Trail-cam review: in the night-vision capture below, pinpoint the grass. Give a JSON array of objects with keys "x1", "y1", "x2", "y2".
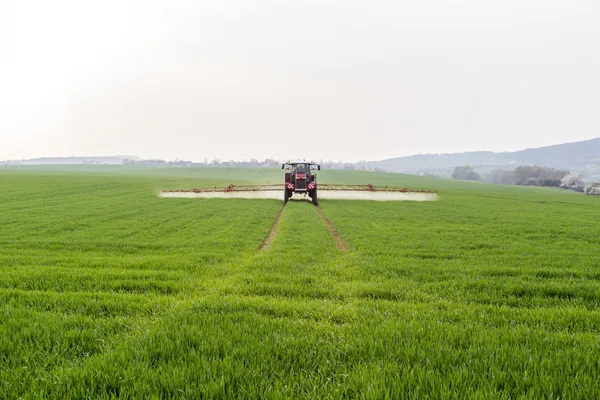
[{"x1": 1, "y1": 165, "x2": 599, "y2": 398}]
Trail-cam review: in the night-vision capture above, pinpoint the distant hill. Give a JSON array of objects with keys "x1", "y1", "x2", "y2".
[
  {"x1": 360, "y1": 138, "x2": 600, "y2": 176},
  {"x1": 3, "y1": 156, "x2": 139, "y2": 165}
]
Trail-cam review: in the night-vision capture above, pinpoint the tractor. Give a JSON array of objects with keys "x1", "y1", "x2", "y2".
[{"x1": 282, "y1": 161, "x2": 320, "y2": 205}]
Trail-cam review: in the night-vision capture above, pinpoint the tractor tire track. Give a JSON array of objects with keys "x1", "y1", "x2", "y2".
[
  {"x1": 316, "y1": 206, "x2": 348, "y2": 252},
  {"x1": 260, "y1": 205, "x2": 286, "y2": 251}
]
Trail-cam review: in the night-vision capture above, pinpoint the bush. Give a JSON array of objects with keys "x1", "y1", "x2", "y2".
[
  {"x1": 561, "y1": 173, "x2": 585, "y2": 192},
  {"x1": 538, "y1": 178, "x2": 562, "y2": 188},
  {"x1": 584, "y1": 183, "x2": 600, "y2": 196}
]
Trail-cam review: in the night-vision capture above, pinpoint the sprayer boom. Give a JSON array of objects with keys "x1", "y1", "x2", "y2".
[{"x1": 162, "y1": 184, "x2": 436, "y2": 194}]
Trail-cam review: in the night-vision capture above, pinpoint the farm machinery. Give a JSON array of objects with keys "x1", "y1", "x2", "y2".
[
  {"x1": 162, "y1": 160, "x2": 437, "y2": 205},
  {"x1": 283, "y1": 161, "x2": 320, "y2": 205}
]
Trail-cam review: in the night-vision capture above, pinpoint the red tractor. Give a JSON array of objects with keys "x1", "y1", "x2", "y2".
[{"x1": 282, "y1": 161, "x2": 320, "y2": 205}]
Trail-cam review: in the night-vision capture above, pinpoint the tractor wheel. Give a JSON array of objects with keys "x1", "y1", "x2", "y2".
[
  {"x1": 311, "y1": 189, "x2": 318, "y2": 206},
  {"x1": 284, "y1": 188, "x2": 290, "y2": 204}
]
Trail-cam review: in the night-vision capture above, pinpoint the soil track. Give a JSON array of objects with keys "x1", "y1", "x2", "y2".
[
  {"x1": 316, "y1": 206, "x2": 348, "y2": 252},
  {"x1": 260, "y1": 203, "x2": 347, "y2": 252},
  {"x1": 260, "y1": 205, "x2": 286, "y2": 251}
]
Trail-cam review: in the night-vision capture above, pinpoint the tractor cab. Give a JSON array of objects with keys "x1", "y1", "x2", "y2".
[
  {"x1": 282, "y1": 162, "x2": 320, "y2": 184},
  {"x1": 292, "y1": 163, "x2": 310, "y2": 175}
]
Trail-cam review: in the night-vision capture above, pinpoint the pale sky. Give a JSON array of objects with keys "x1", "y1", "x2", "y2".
[{"x1": 1, "y1": 0, "x2": 599, "y2": 162}]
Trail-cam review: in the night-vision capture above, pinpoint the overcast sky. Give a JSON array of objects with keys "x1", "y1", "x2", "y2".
[{"x1": 1, "y1": 0, "x2": 599, "y2": 162}]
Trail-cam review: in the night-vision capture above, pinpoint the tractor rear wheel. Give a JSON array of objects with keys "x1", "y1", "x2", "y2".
[
  {"x1": 310, "y1": 189, "x2": 318, "y2": 206},
  {"x1": 284, "y1": 188, "x2": 290, "y2": 204}
]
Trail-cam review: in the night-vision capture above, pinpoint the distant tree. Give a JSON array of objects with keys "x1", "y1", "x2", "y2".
[
  {"x1": 560, "y1": 173, "x2": 585, "y2": 192},
  {"x1": 513, "y1": 165, "x2": 569, "y2": 186},
  {"x1": 487, "y1": 169, "x2": 517, "y2": 185},
  {"x1": 264, "y1": 158, "x2": 280, "y2": 168},
  {"x1": 584, "y1": 183, "x2": 600, "y2": 196},
  {"x1": 452, "y1": 165, "x2": 480, "y2": 181}
]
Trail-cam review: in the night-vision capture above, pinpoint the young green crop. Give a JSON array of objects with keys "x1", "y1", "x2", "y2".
[{"x1": 0, "y1": 165, "x2": 599, "y2": 399}]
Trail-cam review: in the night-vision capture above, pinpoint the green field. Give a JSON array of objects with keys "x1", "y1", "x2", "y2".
[{"x1": 1, "y1": 166, "x2": 599, "y2": 399}]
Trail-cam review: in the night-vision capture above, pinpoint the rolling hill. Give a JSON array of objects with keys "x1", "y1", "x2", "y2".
[{"x1": 361, "y1": 138, "x2": 600, "y2": 176}]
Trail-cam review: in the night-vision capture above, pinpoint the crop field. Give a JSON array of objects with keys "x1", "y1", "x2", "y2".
[{"x1": 1, "y1": 165, "x2": 599, "y2": 399}]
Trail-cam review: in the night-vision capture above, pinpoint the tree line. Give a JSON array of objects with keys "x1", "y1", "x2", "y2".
[{"x1": 452, "y1": 164, "x2": 599, "y2": 196}]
